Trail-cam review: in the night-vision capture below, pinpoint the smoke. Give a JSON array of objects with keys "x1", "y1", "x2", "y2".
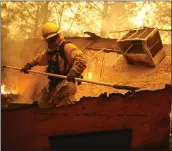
[
  {"x1": 2, "y1": 38, "x2": 48, "y2": 103},
  {"x1": 101, "y1": 2, "x2": 171, "y2": 44}
]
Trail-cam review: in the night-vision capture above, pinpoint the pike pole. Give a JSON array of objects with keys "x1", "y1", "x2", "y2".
[{"x1": 2, "y1": 65, "x2": 139, "y2": 92}]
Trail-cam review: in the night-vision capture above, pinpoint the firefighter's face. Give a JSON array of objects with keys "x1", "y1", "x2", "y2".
[{"x1": 45, "y1": 35, "x2": 60, "y2": 49}]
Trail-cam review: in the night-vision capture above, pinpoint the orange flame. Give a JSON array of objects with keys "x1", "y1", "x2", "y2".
[
  {"x1": 1, "y1": 85, "x2": 17, "y2": 95},
  {"x1": 129, "y1": 3, "x2": 152, "y2": 27},
  {"x1": 88, "y1": 70, "x2": 93, "y2": 80},
  {"x1": 127, "y1": 2, "x2": 170, "y2": 44}
]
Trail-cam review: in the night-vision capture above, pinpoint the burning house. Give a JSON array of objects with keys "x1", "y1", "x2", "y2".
[{"x1": 1, "y1": 1, "x2": 171, "y2": 151}]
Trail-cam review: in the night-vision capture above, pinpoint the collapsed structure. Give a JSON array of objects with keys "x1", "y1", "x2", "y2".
[{"x1": 1, "y1": 27, "x2": 171, "y2": 150}]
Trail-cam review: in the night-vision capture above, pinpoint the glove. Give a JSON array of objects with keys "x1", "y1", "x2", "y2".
[
  {"x1": 67, "y1": 71, "x2": 78, "y2": 83},
  {"x1": 67, "y1": 75, "x2": 75, "y2": 83},
  {"x1": 77, "y1": 75, "x2": 83, "y2": 85},
  {"x1": 20, "y1": 63, "x2": 32, "y2": 74}
]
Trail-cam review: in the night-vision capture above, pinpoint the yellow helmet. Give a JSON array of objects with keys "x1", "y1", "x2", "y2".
[{"x1": 42, "y1": 23, "x2": 61, "y2": 39}]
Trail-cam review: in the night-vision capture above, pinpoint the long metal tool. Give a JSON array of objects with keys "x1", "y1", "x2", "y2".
[{"x1": 2, "y1": 65, "x2": 139, "y2": 91}]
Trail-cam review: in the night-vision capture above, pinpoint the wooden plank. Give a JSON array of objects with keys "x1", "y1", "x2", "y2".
[
  {"x1": 126, "y1": 53, "x2": 153, "y2": 67},
  {"x1": 153, "y1": 48, "x2": 166, "y2": 66},
  {"x1": 65, "y1": 37, "x2": 121, "y2": 53}
]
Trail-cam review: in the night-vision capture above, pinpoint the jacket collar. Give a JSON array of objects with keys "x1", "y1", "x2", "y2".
[{"x1": 47, "y1": 39, "x2": 65, "y2": 54}]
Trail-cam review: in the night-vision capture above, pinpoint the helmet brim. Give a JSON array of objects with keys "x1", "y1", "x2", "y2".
[{"x1": 42, "y1": 29, "x2": 62, "y2": 40}]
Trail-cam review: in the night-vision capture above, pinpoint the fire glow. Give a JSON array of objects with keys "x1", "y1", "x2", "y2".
[
  {"x1": 1, "y1": 85, "x2": 17, "y2": 95},
  {"x1": 88, "y1": 70, "x2": 93, "y2": 80},
  {"x1": 129, "y1": 3, "x2": 152, "y2": 27}
]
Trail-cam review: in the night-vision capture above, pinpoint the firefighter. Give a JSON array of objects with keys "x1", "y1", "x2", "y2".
[{"x1": 21, "y1": 23, "x2": 87, "y2": 108}]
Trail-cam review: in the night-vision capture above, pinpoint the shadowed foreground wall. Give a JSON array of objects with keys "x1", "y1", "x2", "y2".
[{"x1": 2, "y1": 85, "x2": 172, "y2": 151}]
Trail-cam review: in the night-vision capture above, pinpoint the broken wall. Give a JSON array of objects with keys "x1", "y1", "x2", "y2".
[{"x1": 2, "y1": 85, "x2": 172, "y2": 150}]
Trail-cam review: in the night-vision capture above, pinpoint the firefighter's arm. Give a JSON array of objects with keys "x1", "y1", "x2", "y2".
[
  {"x1": 29, "y1": 50, "x2": 49, "y2": 66},
  {"x1": 64, "y1": 43, "x2": 87, "y2": 82},
  {"x1": 21, "y1": 50, "x2": 49, "y2": 74}
]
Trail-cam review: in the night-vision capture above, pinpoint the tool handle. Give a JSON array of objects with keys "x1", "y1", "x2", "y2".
[{"x1": 2, "y1": 65, "x2": 140, "y2": 91}]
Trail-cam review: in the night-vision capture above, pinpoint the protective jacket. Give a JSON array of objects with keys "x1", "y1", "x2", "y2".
[{"x1": 28, "y1": 40, "x2": 86, "y2": 107}]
